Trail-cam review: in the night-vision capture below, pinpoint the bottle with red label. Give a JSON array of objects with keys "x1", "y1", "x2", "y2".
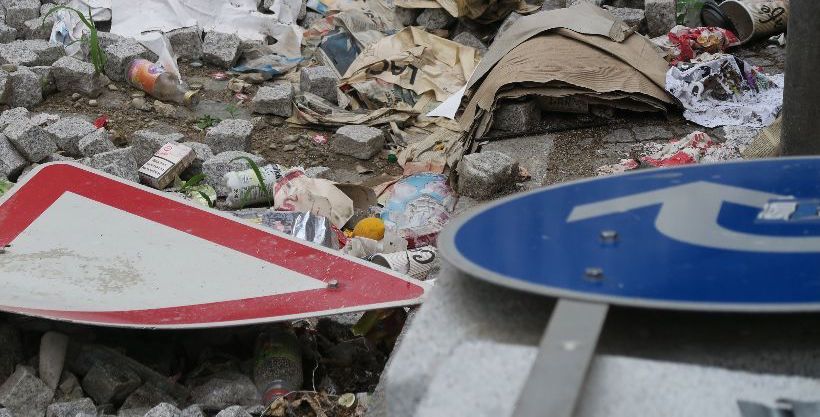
[{"x1": 128, "y1": 59, "x2": 199, "y2": 107}]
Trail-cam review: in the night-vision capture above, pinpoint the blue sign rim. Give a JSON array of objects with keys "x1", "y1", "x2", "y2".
[{"x1": 438, "y1": 156, "x2": 820, "y2": 313}]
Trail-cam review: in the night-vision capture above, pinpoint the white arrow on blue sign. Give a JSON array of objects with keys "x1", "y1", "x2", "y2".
[{"x1": 440, "y1": 157, "x2": 820, "y2": 312}]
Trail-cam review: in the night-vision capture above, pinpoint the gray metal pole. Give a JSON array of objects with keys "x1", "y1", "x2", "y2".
[{"x1": 780, "y1": 0, "x2": 820, "y2": 155}]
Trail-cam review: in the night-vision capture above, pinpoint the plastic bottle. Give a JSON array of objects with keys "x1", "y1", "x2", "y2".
[
  {"x1": 224, "y1": 164, "x2": 285, "y2": 208},
  {"x1": 127, "y1": 59, "x2": 199, "y2": 106},
  {"x1": 253, "y1": 325, "x2": 303, "y2": 403}
]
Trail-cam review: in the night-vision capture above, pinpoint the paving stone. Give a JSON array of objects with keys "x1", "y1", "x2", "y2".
[
  {"x1": 43, "y1": 153, "x2": 74, "y2": 163},
  {"x1": 8, "y1": 67, "x2": 42, "y2": 108},
  {"x1": 540, "y1": 0, "x2": 565, "y2": 10},
  {"x1": 633, "y1": 125, "x2": 673, "y2": 142},
  {"x1": 567, "y1": 0, "x2": 604, "y2": 6},
  {"x1": 104, "y1": 41, "x2": 152, "y2": 82},
  {"x1": 22, "y1": 15, "x2": 52, "y2": 40},
  {"x1": 202, "y1": 31, "x2": 240, "y2": 69},
  {"x1": 0, "y1": 133, "x2": 26, "y2": 179},
  {"x1": 98, "y1": 161, "x2": 139, "y2": 182},
  {"x1": 38, "y1": 331, "x2": 69, "y2": 391},
  {"x1": 604, "y1": 128, "x2": 636, "y2": 143},
  {"x1": 82, "y1": 147, "x2": 138, "y2": 181},
  {"x1": 53, "y1": 372, "x2": 83, "y2": 402},
  {"x1": 0, "y1": 409, "x2": 11, "y2": 417},
  {"x1": 0, "y1": 22, "x2": 18, "y2": 43},
  {"x1": 0, "y1": 325, "x2": 23, "y2": 383},
  {"x1": 45, "y1": 117, "x2": 96, "y2": 156},
  {"x1": 251, "y1": 83, "x2": 293, "y2": 117},
  {"x1": 451, "y1": 32, "x2": 487, "y2": 54},
  {"x1": 204, "y1": 119, "x2": 253, "y2": 154},
  {"x1": 4, "y1": 119, "x2": 57, "y2": 162},
  {"x1": 416, "y1": 7, "x2": 454, "y2": 30},
  {"x1": 201, "y1": 151, "x2": 265, "y2": 197},
  {"x1": 331, "y1": 125, "x2": 384, "y2": 160},
  {"x1": 52, "y1": 56, "x2": 109, "y2": 97},
  {"x1": 0, "y1": 366, "x2": 54, "y2": 417},
  {"x1": 457, "y1": 150, "x2": 518, "y2": 200},
  {"x1": 46, "y1": 398, "x2": 96, "y2": 417},
  {"x1": 645, "y1": 0, "x2": 676, "y2": 37},
  {"x1": 3, "y1": 0, "x2": 40, "y2": 31},
  {"x1": 119, "y1": 383, "x2": 176, "y2": 414},
  {"x1": 394, "y1": 6, "x2": 420, "y2": 26},
  {"x1": 214, "y1": 406, "x2": 251, "y2": 417},
  {"x1": 131, "y1": 129, "x2": 185, "y2": 166},
  {"x1": 0, "y1": 40, "x2": 64, "y2": 66},
  {"x1": 603, "y1": 6, "x2": 645, "y2": 28},
  {"x1": 30, "y1": 66, "x2": 56, "y2": 96},
  {"x1": 97, "y1": 31, "x2": 126, "y2": 49},
  {"x1": 299, "y1": 66, "x2": 337, "y2": 104},
  {"x1": 491, "y1": 100, "x2": 541, "y2": 135},
  {"x1": 180, "y1": 141, "x2": 213, "y2": 177},
  {"x1": 81, "y1": 361, "x2": 141, "y2": 405},
  {"x1": 243, "y1": 405, "x2": 266, "y2": 416},
  {"x1": 190, "y1": 372, "x2": 260, "y2": 410},
  {"x1": 144, "y1": 403, "x2": 180, "y2": 417},
  {"x1": 77, "y1": 128, "x2": 114, "y2": 157},
  {"x1": 0, "y1": 108, "x2": 29, "y2": 130},
  {"x1": 481, "y1": 133, "x2": 555, "y2": 191},
  {"x1": 167, "y1": 26, "x2": 203, "y2": 61},
  {"x1": 180, "y1": 405, "x2": 205, "y2": 417}
]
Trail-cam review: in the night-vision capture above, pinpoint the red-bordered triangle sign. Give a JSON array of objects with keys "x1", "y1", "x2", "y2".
[{"x1": 0, "y1": 163, "x2": 429, "y2": 329}]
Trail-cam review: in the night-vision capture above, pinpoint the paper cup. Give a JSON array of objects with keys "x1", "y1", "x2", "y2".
[
  {"x1": 720, "y1": 0, "x2": 788, "y2": 45},
  {"x1": 371, "y1": 246, "x2": 437, "y2": 280}
]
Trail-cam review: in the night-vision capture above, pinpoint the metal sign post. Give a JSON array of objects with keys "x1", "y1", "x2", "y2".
[{"x1": 440, "y1": 157, "x2": 820, "y2": 416}]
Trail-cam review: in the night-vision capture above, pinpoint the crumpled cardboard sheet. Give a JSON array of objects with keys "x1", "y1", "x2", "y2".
[
  {"x1": 395, "y1": 0, "x2": 535, "y2": 23},
  {"x1": 340, "y1": 27, "x2": 479, "y2": 104},
  {"x1": 287, "y1": 92, "x2": 418, "y2": 127}
]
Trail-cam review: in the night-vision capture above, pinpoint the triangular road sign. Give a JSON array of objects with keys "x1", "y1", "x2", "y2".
[{"x1": 0, "y1": 163, "x2": 429, "y2": 328}]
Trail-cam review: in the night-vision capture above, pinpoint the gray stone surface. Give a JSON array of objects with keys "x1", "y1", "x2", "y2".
[
  {"x1": 46, "y1": 398, "x2": 96, "y2": 417},
  {"x1": 452, "y1": 32, "x2": 487, "y2": 54},
  {"x1": 30, "y1": 65, "x2": 56, "y2": 96},
  {"x1": 78, "y1": 128, "x2": 115, "y2": 157},
  {"x1": 331, "y1": 125, "x2": 384, "y2": 160},
  {"x1": 394, "y1": 6, "x2": 419, "y2": 26},
  {"x1": 202, "y1": 31, "x2": 240, "y2": 69},
  {"x1": 633, "y1": 124, "x2": 673, "y2": 142},
  {"x1": 167, "y1": 26, "x2": 203, "y2": 61},
  {"x1": 0, "y1": 409, "x2": 11, "y2": 417},
  {"x1": 0, "y1": 366, "x2": 54, "y2": 417},
  {"x1": 131, "y1": 129, "x2": 185, "y2": 166},
  {"x1": 45, "y1": 117, "x2": 96, "y2": 156},
  {"x1": 492, "y1": 100, "x2": 541, "y2": 135},
  {"x1": 645, "y1": 0, "x2": 676, "y2": 37},
  {"x1": 54, "y1": 372, "x2": 83, "y2": 402},
  {"x1": 22, "y1": 16, "x2": 51, "y2": 40},
  {"x1": 83, "y1": 147, "x2": 139, "y2": 182},
  {"x1": 604, "y1": 6, "x2": 645, "y2": 28},
  {"x1": 144, "y1": 403, "x2": 181, "y2": 417},
  {"x1": 4, "y1": 119, "x2": 57, "y2": 162},
  {"x1": 180, "y1": 405, "x2": 205, "y2": 417},
  {"x1": 81, "y1": 361, "x2": 141, "y2": 405},
  {"x1": 119, "y1": 383, "x2": 177, "y2": 414},
  {"x1": 604, "y1": 128, "x2": 636, "y2": 143},
  {"x1": 0, "y1": 133, "x2": 27, "y2": 179},
  {"x1": 299, "y1": 66, "x2": 337, "y2": 104},
  {"x1": 567, "y1": 0, "x2": 604, "y2": 6},
  {"x1": 0, "y1": 22, "x2": 18, "y2": 43},
  {"x1": 0, "y1": 40, "x2": 64, "y2": 66},
  {"x1": 251, "y1": 83, "x2": 293, "y2": 117},
  {"x1": 52, "y1": 56, "x2": 109, "y2": 97},
  {"x1": 0, "y1": 107, "x2": 29, "y2": 130},
  {"x1": 4, "y1": 0, "x2": 40, "y2": 31},
  {"x1": 97, "y1": 31, "x2": 126, "y2": 49},
  {"x1": 104, "y1": 41, "x2": 152, "y2": 82},
  {"x1": 457, "y1": 150, "x2": 518, "y2": 199},
  {"x1": 201, "y1": 151, "x2": 265, "y2": 197},
  {"x1": 540, "y1": 0, "x2": 565, "y2": 10},
  {"x1": 38, "y1": 331, "x2": 68, "y2": 391},
  {"x1": 180, "y1": 141, "x2": 213, "y2": 177},
  {"x1": 190, "y1": 372, "x2": 260, "y2": 410},
  {"x1": 481, "y1": 133, "x2": 555, "y2": 190},
  {"x1": 416, "y1": 7, "x2": 454, "y2": 30},
  {"x1": 0, "y1": 325, "x2": 22, "y2": 382},
  {"x1": 214, "y1": 406, "x2": 251, "y2": 417},
  {"x1": 204, "y1": 119, "x2": 254, "y2": 154},
  {"x1": 8, "y1": 67, "x2": 42, "y2": 108}
]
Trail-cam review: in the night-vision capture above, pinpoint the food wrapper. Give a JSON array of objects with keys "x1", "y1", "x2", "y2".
[
  {"x1": 273, "y1": 169, "x2": 354, "y2": 229},
  {"x1": 379, "y1": 173, "x2": 455, "y2": 248}
]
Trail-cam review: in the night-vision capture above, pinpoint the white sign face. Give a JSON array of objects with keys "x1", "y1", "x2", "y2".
[{"x1": 0, "y1": 163, "x2": 430, "y2": 328}]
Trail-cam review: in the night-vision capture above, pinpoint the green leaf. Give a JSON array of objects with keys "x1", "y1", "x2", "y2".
[
  {"x1": 0, "y1": 178, "x2": 13, "y2": 197},
  {"x1": 181, "y1": 173, "x2": 205, "y2": 190}
]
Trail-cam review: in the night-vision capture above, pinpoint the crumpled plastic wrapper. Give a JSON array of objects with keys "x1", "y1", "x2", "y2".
[
  {"x1": 665, "y1": 54, "x2": 783, "y2": 128},
  {"x1": 273, "y1": 169, "x2": 354, "y2": 229},
  {"x1": 379, "y1": 173, "x2": 455, "y2": 248},
  {"x1": 343, "y1": 229, "x2": 407, "y2": 259},
  {"x1": 260, "y1": 210, "x2": 342, "y2": 250},
  {"x1": 654, "y1": 26, "x2": 740, "y2": 64}
]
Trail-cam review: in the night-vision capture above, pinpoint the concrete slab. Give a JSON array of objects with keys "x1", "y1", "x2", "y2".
[{"x1": 482, "y1": 133, "x2": 555, "y2": 189}]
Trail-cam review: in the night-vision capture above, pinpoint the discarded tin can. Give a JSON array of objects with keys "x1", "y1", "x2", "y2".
[
  {"x1": 253, "y1": 324, "x2": 303, "y2": 403},
  {"x1": 224, "y1": 164, "x2": 285, "y2": 208},
  {"x1": 371, "y1": 246, "x2": 437, "y2": 280},
  {"x1": 138, "y1": 142, "x2": 195, "y2": 189}
]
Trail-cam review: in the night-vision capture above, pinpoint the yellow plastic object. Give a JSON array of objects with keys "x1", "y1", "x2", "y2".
[{"x1": 353, "y1": 217, "x2": 386, "y2": 241}]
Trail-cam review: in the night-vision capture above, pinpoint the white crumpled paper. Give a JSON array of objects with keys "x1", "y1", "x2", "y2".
[{"x1": 666, "y1": 54, "x2": 784, "y2": 128}]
